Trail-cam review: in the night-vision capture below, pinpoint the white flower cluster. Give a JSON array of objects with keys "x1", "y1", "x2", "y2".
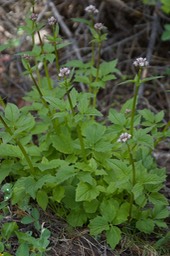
[
  {"x1": 94, "y1": 23, "x2": 105, "y2": 31},
  {"x1": 133, "y1": 57, "x2": 149, "y2": 67},
  {"x1": 117, "y1": 132, "x2": 131, "y2": 143},
  {"x1": 85, "y1": 5, "x2": 99, "y2": 14},
  {"x1": 58, "y1": 67, "x2": 70, "y2": 78},
  {"x1": 30, "y1": 13, "x2": 38, "y2": 21},
  {"x1": 48, "y1": 16, "x2": 57, "y2": 26}
]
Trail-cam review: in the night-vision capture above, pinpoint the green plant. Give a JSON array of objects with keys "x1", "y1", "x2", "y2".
[
  {"x1": 143, "y1": 0, "x2": 170, "y2": 14},
  {"x1": 0, "y1": 2, "x2": 169, "y2": 252}
]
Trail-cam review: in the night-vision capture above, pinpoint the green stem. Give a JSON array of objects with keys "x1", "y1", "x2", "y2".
[
  {"x1": 53, "y1": 26, "x2": 60, "y2": 73},
  {"x1": 65, "y1": 82, "x2": 87, "y2": 163},
  {"x1": 130, "y1": 68, "x2": 142, "y2": 136},
  {"x1": 37, "y1": 30, "x2": 52, "y2": 90},
  {"x1": 92, "y1": 41, "x2": 102, "y2": 109},
  {"x1": 127, "y1": 143, "x2": 136, "y2": 221},
  {"x1": 0, "y1": 115, "x2": 34, "y2": 174}
]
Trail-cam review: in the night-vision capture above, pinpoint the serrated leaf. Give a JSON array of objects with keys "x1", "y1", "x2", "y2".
[
  {"x1": 100, "y1": 199, "x2": 119, "y2": 222},
  {"x1": 76, "y1": 182, "x2": 100, "y2": 202},
  {"x1": 114, "y1": 203, "x2": 129, "y2": 224},
  {"x1": 67, "y1": 209, "x2": 87, "y2": 227},
  {"x1": 99, "y1": 59, "x2": 118, "y2": 77},
  {"x1": 52, "y1": 186, "x2": 65, "y2": 202},
  {"x1": 132, "y1": 183, "x2": 144, "y2": 200},
  {"x1": 36, "y1": 190, "x2": 48, "y2": 210},
  {"x1": 0, "y1": 144, "x2": 23, "y2": 158},
  {"x1": 136, "y1": 218, "x2": 155, "y2": 234},
  {"x1": 133, "y1": 129, "x2": 154, "y2": 148},
  {"x1": 106, "y1": 226, "x2": 121, "y2": 249},
  {"x1": 108, "y1": 109, "x2": 126, "y2": 126},
  {"x1": 153, "y1": 205, "x2": 170, "y2": 219},
  {"x1": 83, "y1": 199, "x2": 99, "y2": 213},
  {"x1": 82, "y1": 122, "x2": 106, "y2": 145},
  {"x1": 155, "y1": 110, "x2": 164, "y2": 123},
  {"x1": 51, "y1": 130, "x2": 74, "y2": 154},
  {"x1": 0, "y1": 160, "x2": 13, "y2": 184},
  {"x1": 149, "y1": 192, "x2": 168, "y2": 206},
  {"x1": 89, "y1": 216, "x2": 109, "y2": 235},
  {"x1": 139, "y1": 109, "x2": 155, "y2": 122},
  {"x1": 55, "y1": 165, "x2": 76, "y2": 184}
]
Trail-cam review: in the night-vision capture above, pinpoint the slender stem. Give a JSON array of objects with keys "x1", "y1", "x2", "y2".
[
  {"x1": 0, "y1": 115, "x2": 35, "y2": 174},
  {"x1": 92, "y1": 41, "x2": 102, "y2": 109},
  {"x1": 65, "y1": 82, "x2": 87, "y2": 163},
  {"x1": 53, "y1": 26, "x2": 60, "y2": 73},
  {"x1": 130, "y1": 69, "x2": 142, "y2": 136},
  {"x1": 127, "y1": 143, "x2": 136, "y2": 221},
  {"x1": 37, "y1": 30, "x2": 52, "y2": 90}
]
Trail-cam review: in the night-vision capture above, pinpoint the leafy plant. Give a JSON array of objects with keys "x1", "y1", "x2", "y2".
[{"x1": 0, "y1": 2, "x2": 169, "y2": 252}]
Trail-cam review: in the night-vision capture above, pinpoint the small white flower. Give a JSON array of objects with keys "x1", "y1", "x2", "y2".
[
  {"x1": 133, "y1": 57, "x2": 149, "y2": 67},
  {"x1": 117, "y1": 132, "x2": 131, "y2": 143},
  {"x1": 30, "y1": 13, "x2": 38, "y2": 21},
  {"x1": 125, "y1": 108, "x2": 131, "y2": 114},
  {"x1": 94, "y1": 23, "x2": 105, "y2": 31},
  {"x1": 48, "y1": 16, "x2": 57, "y2": 26},
  {"x1": 58, "y1": 67, "x2": 70, "y2": 78},
  {"x1": 85, "y1": 5, "x2": 99, "y2": 14}
]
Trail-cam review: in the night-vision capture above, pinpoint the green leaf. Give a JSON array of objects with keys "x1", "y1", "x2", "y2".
[
  {"x1": 74, "y1": 75, "x2": 90, "y2": 84},
  {"x1": 0, "y1": 144, "x2": 23, "y2": 158},
  {"x1": 4, "y1": 103, "x2": 20, "y2": 123},
  {"x1": 77, "y1": 94, "x2": 90, "y2": 114},
  {"x1": 36, "y1": 190, "x2": 48, "y2": 210},
  {"x1": 141, "y1": 76, "x2": 163, "y2": 83},
  {"x1": 149, "y1": 192, "x2": 168, "y2": 206},
  {"x1": 23, "y1": 176, "x2": 37, "y2": 199},
  {"x1": 155, "y1": 110, "x2": 164, "y2": 123},
  {"x1": 100, "y1": 199, "x2": 119, "y2": 222},
  {"x1": 52, "y1": 186, "x2": 65, "y2": 202},
  {"x1": 102, "y1": 74, "x2": 116, "y2": 81},
  {"x1": 83, "y1": 199, "x2": 99, "y2": 213},
  {"x1": 21, "y1": 216, "x2": 34, "y2": 225},
  {"x1": 55, "y1": 165, "x2": 76, "y2": 184},
  {"x1": 139, "y1": 109, "x2": 155, "y2": 123},
  {"x1": 67, "y1": 209, "x2": 87, "y2": 227},
  {"x1": 36, "y1": 159, "x2": 62, "y2": 172},
  {"x1": 108, "y1": 109, "x2": 126, "y2": 126},
  {"x1": 72, "y1": 17, "x2": 91, "y2": 26},
  {"x1": 153, "y1": 205, "x2": 170, "y2": 219},
  {"x1": 114, "y1": 203, "x2": 129, "y2": 224},
  {"x1": 2, "y1": 222, "x2": 18, "y2": 240},
  {"x1": 51, "y1": 129, "x2": 74, "y2": 154},
  {"x1": 133, "y1": 129, "x2": 154, "y2": 149},
  {"x1": 82, "y1": 122, "x2": 106, "y2": 145},
  {"x1": 35, "y1": 174, "x2": 57, "y2": 190},
  {"x1": 76, "y1": 182, "x2": 100, "y2": 201},
  {"x1": 0, "y1": 242, "x2": 4, "y2": 252},
  {"x1": 99, "y1": 59, "x2": 118, "y2": 77},
  {"x1": 89, "y1": 216, "x2": 109, "y2": 235},
  {"x1": 16, "y1": 243, "x2": 29, "y2": 256},
  {"x1": 132, "y1": 183, "x2": 144, "y2": 200},
  {"x1": 136, "y1": 218, "x2": 155, "y2": 234},
  {"x1": 12, "y1": 177, "x2": 36, "y2": 205},
  {"x1": 66, "y1": 59, "x2": 91, "y2": 68},
  {"x1": 0, "y1": 160, "x2": 13, "y2": 184},
  {"x1": 106, "y1": 226, "x2": 121, "y2": 249}
]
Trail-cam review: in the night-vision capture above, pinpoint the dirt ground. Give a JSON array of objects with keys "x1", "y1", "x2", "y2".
[{"x1": 0, "y1": 0, "x2": 170, "y2": 255}]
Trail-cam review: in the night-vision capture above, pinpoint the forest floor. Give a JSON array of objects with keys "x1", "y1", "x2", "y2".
[{"x1": 0, "y1": 0, "x2": 170, "y2": 255}]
